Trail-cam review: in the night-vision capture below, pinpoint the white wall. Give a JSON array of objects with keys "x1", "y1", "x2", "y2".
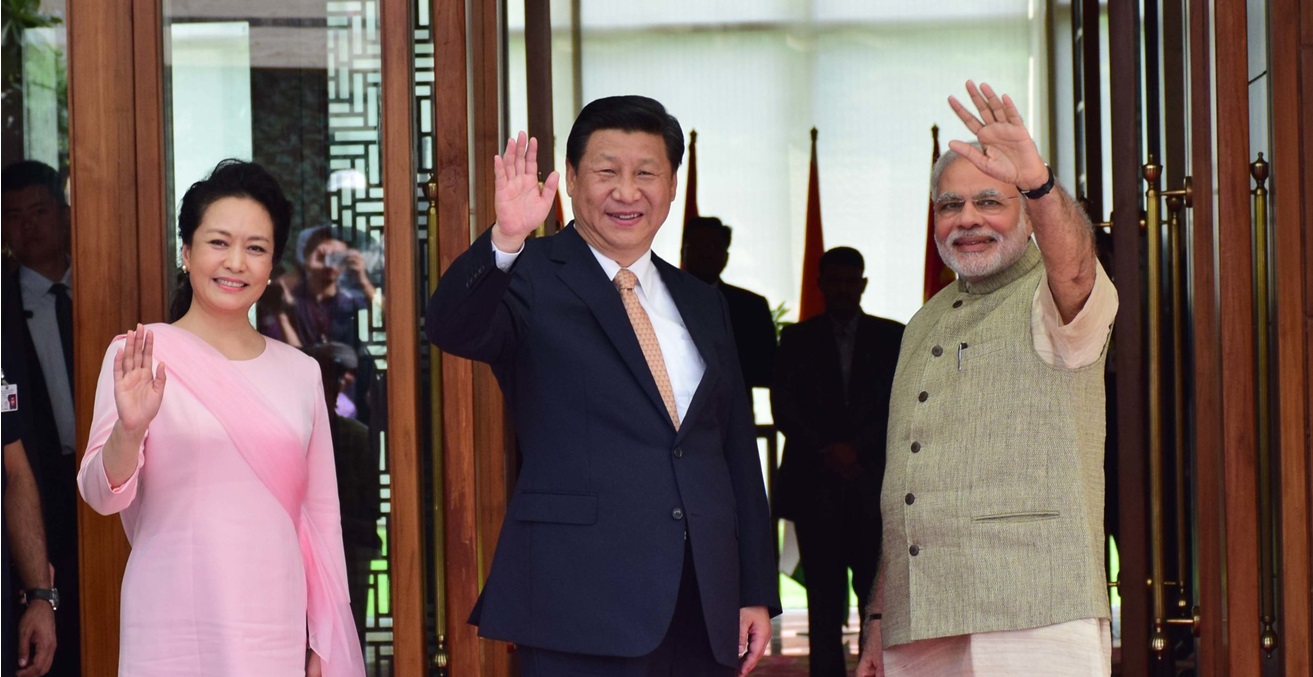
[{"x1": 509, "y1": 2, "x2": 1045, "y2": 323}]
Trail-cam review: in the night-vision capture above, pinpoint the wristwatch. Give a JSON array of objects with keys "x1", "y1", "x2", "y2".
[
  {"x1": 20, "y1": 587, "x2": 59, "y2": 611},
  {"x1": 1019, "y1": 164, "x2": 1055, "y2": 200}
]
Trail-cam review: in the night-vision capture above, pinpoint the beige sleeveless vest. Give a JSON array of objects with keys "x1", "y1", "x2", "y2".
[{"x1": 880, "y1": 243, "x2": 1111, "y2": 647}]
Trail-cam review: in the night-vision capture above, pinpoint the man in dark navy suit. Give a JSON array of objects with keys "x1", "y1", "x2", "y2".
[
  {"x1": 772, "y1": 247, "x2": 904, "y2": 677},
  {"x1": 681, "y1": 216, "x2": 777, "y2": 406},
  {"x1": 426, "y1": 96, "x2": 780, "y2": 676}
]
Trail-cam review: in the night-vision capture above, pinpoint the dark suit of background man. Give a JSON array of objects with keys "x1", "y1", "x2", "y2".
[
  {"x1": 426, "y1": 95, "x2": 780, "y2": 676},
  {"x1": 772, "y1": 247, "x2": 904, "y2": 677},
  {"x1": 1, "y1": 161, "x2": 80, "y2": 677},
  {"x1": 681, "y1": 216, "x2": 777, "y2": 405}
]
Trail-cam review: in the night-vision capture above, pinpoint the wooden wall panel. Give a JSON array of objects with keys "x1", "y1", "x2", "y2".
[
  {"x1": 1107, "y1": 0, "x2": 1149, "y2": 670},
  {"x1": 380, "y1": 0, "x2": 426, "y2": 673},
  {"x1": 1213, "y1": 0, "x2": 1262, "y2": 673},
  {"x1": 1271, "y1": 0, "x2": 1313, "y2": 673},
  {"x1": 1186, "y1": 1, "x2": 1224, "y2": 674}
]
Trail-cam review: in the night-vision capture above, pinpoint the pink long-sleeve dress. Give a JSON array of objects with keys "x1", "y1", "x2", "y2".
[{"x1": 78, "y1": 324, "x2": 364, "y2": 677}]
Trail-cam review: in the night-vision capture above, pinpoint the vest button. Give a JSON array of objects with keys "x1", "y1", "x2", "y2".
[
  {"x1": 910, "y1": 442, "x2": 921, "y2": 453},
  {"x1": 905, "y1": 493, "x2": 915, "y2": 505},
  {"x1": 952, "y1": 300, "x2": 964, "y2": 308},
  {"x1": 909, "y1": 544, "x2": 920, "y2": 556},
  {"x1": 931, "y1": 345, "x2": 943, "y2": 357},
  {"x1": 671, "y1": 508, "x2": 685, "y2": 520},
  {"x1": 917, "y1": 391, "x2": 929, "y2": 402},
  {"x1": 673, "y1": 447, "x2": 684, "y2": 459}
]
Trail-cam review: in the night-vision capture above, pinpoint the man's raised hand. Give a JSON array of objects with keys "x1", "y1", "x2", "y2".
[
  {"x1": 491, "y1": 132, "x2": 561, "y2": 252},
  {"x1": 946, "y1": 80, "x2": 1049, "y2": 192}
]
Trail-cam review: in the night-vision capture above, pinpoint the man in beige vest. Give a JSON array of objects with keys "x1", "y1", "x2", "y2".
[{"x1": 857, "y1": 81, "x2": 1118, "y2": 676}]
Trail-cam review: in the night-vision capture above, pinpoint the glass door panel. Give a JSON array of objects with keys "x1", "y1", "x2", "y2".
[{"x1": 161, "y1": 2, "x2": 395, "y2": 672}]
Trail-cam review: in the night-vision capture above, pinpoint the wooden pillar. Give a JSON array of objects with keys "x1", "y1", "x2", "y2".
[
  {"x1": 1214, "y1": 0, "x2": 1262, "y2": 673},
  {"x1": 1107, "y1": 0, "x2": 1149, "y2": 671},
  {"x1": 380, "y1": 0, "x2": 426, "y2": 673},
  {"x1": 431, "y1": 0, "x2": 482, "y2": 674},
  {"x1": 524, "y1": 0, "x2": 556, "y2": 189},
  {"x1": 467, "y1": 2, "x2": 511, "y2": 676},
  {"x1": 1270, "y1": 0, "x2": 1312, "y2": 673}
]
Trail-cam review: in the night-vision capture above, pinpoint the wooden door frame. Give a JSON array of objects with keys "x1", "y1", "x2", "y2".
[
  {"x1": 68, "y1": 2, "x2": 164, "y2": 672},
  {"x1": 430, "y1": 0, "x2": 514, "y2": 674},
  {"x1": 68, "y1": 0, "x2": 428, "y2": 673}
]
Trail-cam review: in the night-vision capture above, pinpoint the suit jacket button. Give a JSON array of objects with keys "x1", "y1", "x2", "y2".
[
  {"x1": 917, "y1": 391, "x2": 929, "y2": 402},
  {"x1": 910, "y1": 442, "x2": 921, "y2": 453},
  {"x1": 909, "y1": 544, "x2": 920, "y2": 556},
  {"x1": 905, "y1": 493, "x2": 915, "y2": 505},
  {"x1": 952, "y1": 300, "x2": 964, "y2": 308},
  {"x1": 672, "y1": 508, "x2": 685, "y2": 520},
  {"x1": 931, "y1": 345, "x2": 943, "y2": 357},
  {"x1": 673, "y1": 447, "x2": 684, "y2": 459}
]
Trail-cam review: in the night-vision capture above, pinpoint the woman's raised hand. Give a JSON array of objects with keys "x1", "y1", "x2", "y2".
[
  {"x1": 113, "y1": 325, "x2": 167, "y2": 435},
  {"x1": 491, "y1": 132, "x2": 561, "y2": 252}
]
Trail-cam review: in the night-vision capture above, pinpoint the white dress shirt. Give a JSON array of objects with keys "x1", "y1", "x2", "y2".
[
  {"x1": 19, "y1": 264, "x2": 77, "y2": 455},
  {"x1": 493, "y1": 232, "x2": 706, "y2": 421}
]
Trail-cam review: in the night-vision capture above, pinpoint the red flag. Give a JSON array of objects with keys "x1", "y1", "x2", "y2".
[
  {"x1": 798, "y1": 127, "x2": 825, "y2": 321},
  {"x1": 679, "y1": 130, "x2": 699, "y2": 266},
  {"x1": 923, "y1": 124, "x2": 955, "y2": 301}
]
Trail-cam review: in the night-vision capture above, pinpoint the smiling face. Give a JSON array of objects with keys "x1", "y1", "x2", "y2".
[
  {"x1": 566, "y1": 129, "x2": 677, "y2": 267},
  {"x1": 933, "y1": 158, "x2": 1033, "y2": 282},
  {"x1": 181, "y1": 196, "x2": 275, "y2": 319}
]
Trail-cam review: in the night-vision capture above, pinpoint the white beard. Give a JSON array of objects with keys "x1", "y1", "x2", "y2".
[{"x1": 935, "y1": 225, "x2": 1032, "y2": 281}]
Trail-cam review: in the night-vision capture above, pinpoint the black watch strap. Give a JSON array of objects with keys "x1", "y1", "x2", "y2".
[
  {"x1": 1019, "y1": 165, "x2": 1055, "y2": 200},
  {"x1": 21, "y1": 588, "x2": 58, "y2": 611}
]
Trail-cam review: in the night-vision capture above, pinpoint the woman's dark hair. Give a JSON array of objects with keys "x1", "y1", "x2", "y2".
[
  {"x1": 169, "y1": 159, "x2": 293, "y2": 321},
  {"x1": 564, "y1": 95, "x2": 684, "y2": 172}
]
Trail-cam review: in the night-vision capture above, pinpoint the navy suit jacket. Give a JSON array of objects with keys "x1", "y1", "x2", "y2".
[
  {"x1": 717, "y1": 282, "x2": 776, "y2": 394},
  {"x1": 425, "y1": 225, "x2": 780, "y2": 665},
  {"x1": 771, "y1": 313, "x2": 904, "y2": 522}
]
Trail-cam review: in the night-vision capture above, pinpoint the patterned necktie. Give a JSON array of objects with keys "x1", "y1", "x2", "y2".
[
  {"x1": 50, "y1": 282, "x2": 74, "y2": 387},
  {"x1": 613, "y1": 269, "x2": 680, "y2": 429}
]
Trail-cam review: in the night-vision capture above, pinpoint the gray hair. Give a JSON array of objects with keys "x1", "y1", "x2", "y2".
[{"x1": 929, "y1": 142, "x2": 983, "y2": 199}]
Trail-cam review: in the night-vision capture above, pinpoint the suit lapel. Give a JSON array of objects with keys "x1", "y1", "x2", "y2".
[
  {"x1": 550, "y1": 226, "x2": 672, "y2": 425},
  {"x1": 656, "y1": 255, "x2": 721, "y2": 440}
]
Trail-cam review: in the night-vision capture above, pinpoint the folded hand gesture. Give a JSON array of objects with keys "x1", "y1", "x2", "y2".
[{"x1": 946, "y1": 80, "x2": 1049, "y2": 191}]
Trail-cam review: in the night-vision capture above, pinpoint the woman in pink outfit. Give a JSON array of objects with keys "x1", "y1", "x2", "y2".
[{"x1": 78, "y1": 160, "x2": 365, "y2": 677}]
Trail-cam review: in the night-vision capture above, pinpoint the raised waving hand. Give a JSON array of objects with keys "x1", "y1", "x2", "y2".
[
  {"x1": 946, "y1": 80, "x2": 1050, "y2": 192},
  {"x1": 491, "y1": 132, "x2": 561, "y2": 252},
  {"x1": 114, "y1": 325, "x2": 166, "y2": 436}
]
